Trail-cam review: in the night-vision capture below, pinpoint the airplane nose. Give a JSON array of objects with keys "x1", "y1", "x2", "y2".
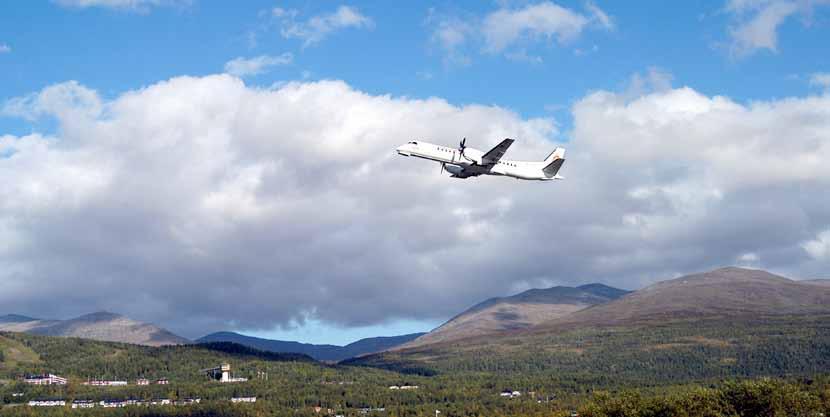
[{"x1": 396, "y1": 144, "x2": 411, "y2": 156}]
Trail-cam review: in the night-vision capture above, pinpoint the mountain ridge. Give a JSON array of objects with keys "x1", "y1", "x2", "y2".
[
  {"x1": 196, "y1": 331, "x2": 425, "y2": 361},
  {"x1": 403, "y1": 282, "x2": 630, "y2": 348},
  {"x1": 0, "y1": 311, "x2": 189, "y2": 346}
]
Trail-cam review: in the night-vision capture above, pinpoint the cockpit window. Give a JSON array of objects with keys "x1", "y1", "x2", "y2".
[{"x1": 408, "y1": 141, "x2": 418, "y2": 145}]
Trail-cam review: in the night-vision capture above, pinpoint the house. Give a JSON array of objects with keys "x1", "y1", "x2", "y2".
[
  {"x1": 24, "y1": 374, "x2": 67, "y2": 385},
  {"x1": 28, "y1": 399, "x2": 66, "y2": 407},
  {"x1": 156, "y1": 378, "x2": 169, "y2": 385},
  {"x1": 72, "y1": 400, "x2": 95, "y2": 409},
  {"x1": 136, "y1": 378, "x2": 150, "y2": 385},
  {"x1": 400, "y1": 385, "x2": 419, "y2": 390},
  {"x1": 150, "y1": 398, "x2": 172, "y2": 406},
  {"x1": 175, "y1": 398, "x2": 202, "y2": 406},
  {"x1": 500, "y1": 390, "x2": 521, "y2": 398},
  {"x1": 100, "y1": 399, "x2": 127, "y2": 408},
  {"x1": 84, "y1": 379, "x2": 128, "y2": 386},
  {"x1": 231, "y1": 396, "x2": 257, "y2": 403}
]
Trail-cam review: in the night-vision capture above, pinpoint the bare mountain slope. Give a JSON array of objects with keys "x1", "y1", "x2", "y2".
[
  {"x1": 536, "y1": 267, "x2": 830, "y2": 331},
  {"x1": 0, "y1": 312, "x2": 189, "y2": 346},
  {"x1": 405, "y1": 283, "x2": 629, "y2": 348}
]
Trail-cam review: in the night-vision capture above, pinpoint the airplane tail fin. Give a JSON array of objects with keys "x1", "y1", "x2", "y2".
[{"x1": 542, "y1": 147, "x2": 565, "y2": 178}]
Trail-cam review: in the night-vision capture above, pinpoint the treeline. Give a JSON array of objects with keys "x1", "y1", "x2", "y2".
[{"x1": 578, "y1": 378, "x2": 830, "y2": 417}]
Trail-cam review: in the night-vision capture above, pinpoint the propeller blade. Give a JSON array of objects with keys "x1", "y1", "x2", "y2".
[{"x1": 440, "y1": 162, "x2": 445, "y2": 174}]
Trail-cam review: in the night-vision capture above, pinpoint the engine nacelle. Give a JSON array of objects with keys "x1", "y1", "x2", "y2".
[{"x1": 444, "y1": 164, "x2": 464, "y2": 175}]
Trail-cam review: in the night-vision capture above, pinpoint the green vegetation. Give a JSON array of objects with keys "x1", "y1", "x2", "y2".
[
  {"x1": 1, "y1": 324, "x2": 829, "y2": 416},
  {"x1": 352, "y1": 316, "x2": 830, "y2": 388}
]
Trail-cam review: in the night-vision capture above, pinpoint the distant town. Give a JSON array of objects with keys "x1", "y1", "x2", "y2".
[{"x1": 17, "y1": 363, "x2": 257, "y2": 409}]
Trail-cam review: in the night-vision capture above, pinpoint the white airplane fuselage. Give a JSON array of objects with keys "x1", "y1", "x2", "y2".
[{"x1": 396, "y1": 140, "x2": 565, "y2": 181}]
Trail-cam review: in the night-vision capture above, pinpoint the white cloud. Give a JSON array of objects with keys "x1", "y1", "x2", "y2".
[
  {"x1": 724, "y1": 0, "x2": 830, "y2": 57},
  {"x1": 2, "y1": 80, "x2": 102, "y2": 122},
  {"x1": 224, "y1": 54, "x2": 293, "y2": 77},
  {"x1": 54, "y1": 0, "x2": 188, "y2": 11},
  {"x1": 803, "y1": 230, "x2": 830, "y2": 260},
  {"x1": 810, "y1": 72, "x2": 830, "y2": 90},
  {"x1": 2, "y1": 73, "x2": 830, "y2": 336},
  {"x1": 585, "y1": 1, "x2": 615, "y2": 30},
  {"x1": 0, "y1": 44, "x2": 10, "y2": 53},
  {"x1": 482, "y1": 2, "x2": 590, "y2": 53},
  {"x1": 276, "y1": 5, "x2": 374, "y2": 47},
  {"x1": 428, "y1": 2, "x2": 613, "y2": 64}
]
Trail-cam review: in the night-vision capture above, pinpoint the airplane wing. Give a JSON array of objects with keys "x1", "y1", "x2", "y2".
[{"x1": 481, "y1": 138, "x2": 514, "y2": 165}]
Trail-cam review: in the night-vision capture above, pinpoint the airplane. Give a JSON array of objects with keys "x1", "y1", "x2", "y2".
[{"x1": 396, "y1": 138, "x2": 565, "y2": 181}]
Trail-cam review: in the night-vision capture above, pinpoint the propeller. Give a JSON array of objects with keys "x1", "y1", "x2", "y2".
[
  {"x1": 459, "y1": 137, "x2": 467, "y2": 155},
  {"x1": 440, "y1": 162, "x2": 445, "y2": 175}
]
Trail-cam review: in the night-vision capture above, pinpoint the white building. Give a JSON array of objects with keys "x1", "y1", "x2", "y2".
[
  {"x1": 72, "y1": 400, "x2": 95, "y2": 409},
  {"x1": 231, "y1": 396, "x2": 257, "y2": 403},
  {"x1": 136, "y1": 378, "x2": 150, "y2": 385},
  {"x1": 500, "y1": 390, "x2": 521, "y2": 398},
  {"x1": 24, "y1": 374, "x2": 67, "y2": 385},
  {"x1": 100, "y1": 400, "x2": 127, "y2": 408},
  {"x1": 150, "y1": 398, "x2": 172, "y2": 406},
  {"x1": 175, "y1": 398, "x2": 202, "y2": 406},
  {"x1": 84, "y1": 379, "x2": 128, "y2": 386},
  {"x1": 28, "y1": 400, "x2": 66, "y2": 407}
]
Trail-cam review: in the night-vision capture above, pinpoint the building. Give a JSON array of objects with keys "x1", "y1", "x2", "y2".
[
  {"x1": 100, "y1": 400, "x2": 127, "y2": 408},
  {"x1": 150, "y1": 398, "x2": 172, "y2": 406},
  {"x1": 231, "y1": 396, "x2": 257, "y2": 403},
  {"x1": 72, "y1": 400, "x2": 96, "y2": 409},
  {"x1": 175, "y1": 398, "x2": 201, "y2": 406},
  {"x1": 202, "y1": 363, "x2": 248, "y2": 383},
  {"x1": 136, "y1": 378, "x2": 150, "y2": 385},
  {"x1": 83, "y1": 379, "x2": 128, "y2": 386},
  {"x1": 24, "y1": 374, "x2": 67, "y2": 385},
  {"x1": 156, "y1": 378, "x2": 169, "y2": 385},
  {"x1": 28, "y1": 400, "x2": 66, "y2": 407},
  {"x1": 500, "y1": 390, "x2": 522, "y2": 398}
]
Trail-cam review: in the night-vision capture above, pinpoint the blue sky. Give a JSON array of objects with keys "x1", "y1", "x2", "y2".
[
  {"x1": 1, "y1": 0, "x2": 829, "y2": 345},
  {"x1": 3, "y1": 0, "x2": 828, "y2": 135}
]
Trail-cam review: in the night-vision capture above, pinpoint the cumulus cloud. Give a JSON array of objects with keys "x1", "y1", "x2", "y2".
[
  {"x1": 428, "y1": 1, "x2": 613, "y2": 64},
  {"x1": 0, "y1": 44, "x2": 10, "y2": 53},
  {"x1": 275, "y1": 5, "x2": 374, "y2": 47},
  {"x1": 724, "y1": 0, "x2": 830, "y2": 57},
  {"x1": 2, "y1": 80, "x2": 103, "y2": 122},
  {"x1": 224, "y1": 54, "x2": 293, "y2": 77},
  {"x1": 54, "y1": 0, "x2": 188, "y2": 12},
  {"x1": 2, "y1": 73, "x2": 830, "y2": 337}
]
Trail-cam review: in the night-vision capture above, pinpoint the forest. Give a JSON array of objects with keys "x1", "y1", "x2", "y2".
[{"x1": 2, "y1": 327, "x2": 829, "y2": 416}]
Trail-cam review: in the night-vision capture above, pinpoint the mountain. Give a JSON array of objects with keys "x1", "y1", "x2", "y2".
[
  {"x1": 0, "y1": 311, "x2": 189, "y2": 346},
  {"x1": 535, "y1": 267, "x2": 830, "y2": 331},
  {"x1": 347, "y1": 267, "x2": 830, "y2": 385},
  {"x1": 803, "y1": 279, "x2": 830, "y2": 287},
  {"x1": 196, "y1": 331, "x2": 425, "y2": 362},
  {"x1": 404, "y1": 283, "x2": 630, "y2": 348},
  {"x1": 0, "y1": 314, "x2": 39, "y2": 324}
]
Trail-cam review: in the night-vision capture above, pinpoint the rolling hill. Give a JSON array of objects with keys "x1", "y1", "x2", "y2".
[
  {"x1": 0, "y1": 312, "x2": 189, "y2": 346},
  {"x1": 533, "y1": 267, "x2": 830, "y2": 331},
  {"x1": 403, "y1": 283, "x2": 629, "y2": 348},
  {"x1": 347, "y1": 267, "x2": 830, "y2": 385},
  {"x1": 197, "y1": 331, "x2": 425, "y2": 361}
]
